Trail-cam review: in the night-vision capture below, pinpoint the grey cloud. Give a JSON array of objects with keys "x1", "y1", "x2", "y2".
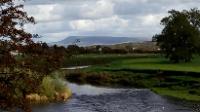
[
  {"x1": 25, "y1": 21, "x2": 72, "y2": 34},
  {"x1": 24, "y1": 0, "x2": 95, "y2": 5},
  {"x1": 22, "y1": 0, "x2": 200, "y2": 42},
  {"x1": 25, "y1": 0, "x2": 66, "y2": 5},
  {"x1": 114, "y1": 1, "x2": 164, "y2": 15},
  {"x1": 113, "y1": 0, "x2": 200, "y2": 16}
]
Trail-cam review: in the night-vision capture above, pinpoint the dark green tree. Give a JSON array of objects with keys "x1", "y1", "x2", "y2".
[
  {"x1": 153, "y1": 9, "x2": 200, "y2": 63},
  {"x1": 184, "y1": 8, "x2": 200, "y2": 28}
]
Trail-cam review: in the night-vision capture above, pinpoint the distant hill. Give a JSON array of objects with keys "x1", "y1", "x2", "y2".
[{"x1": 50, "y1": 36, "x2": 146, "y2": 47}]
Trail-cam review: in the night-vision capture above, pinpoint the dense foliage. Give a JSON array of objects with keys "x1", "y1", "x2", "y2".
[
  {"x1": 0, "y1": 0, "x2": 66, "y2": 111},
  {"x1": 153, "y1": 8, "x2": 200, "y2": 63}
]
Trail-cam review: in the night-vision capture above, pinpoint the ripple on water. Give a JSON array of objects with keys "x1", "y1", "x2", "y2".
[{"x1": 33, "y1": 83, "x2": 193, "y2": 112}]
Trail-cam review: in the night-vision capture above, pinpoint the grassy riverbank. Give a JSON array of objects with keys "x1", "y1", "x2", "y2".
[
  {"x1": 64, "y1": 54, "x2": 200, "y2": 102},
  {"x1": 63, "y1": 53, "x2": 157, "y2": 67}
]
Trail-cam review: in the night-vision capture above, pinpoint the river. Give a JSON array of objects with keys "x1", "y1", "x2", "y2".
[{"x1": 32, "y1": 82, "x2": 194, "y2": 112}]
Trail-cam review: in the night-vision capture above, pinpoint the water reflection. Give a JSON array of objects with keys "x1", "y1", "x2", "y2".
[{"x1": 67, "y1": 82, "x2": 123, "y2": 95}]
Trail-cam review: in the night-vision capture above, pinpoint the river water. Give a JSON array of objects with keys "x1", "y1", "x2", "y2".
[{"x1": 32, "y1": 83, "x2": 194, "y2": 112}]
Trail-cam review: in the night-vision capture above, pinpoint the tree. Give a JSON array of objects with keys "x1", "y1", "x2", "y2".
[
  {"x1": 0, "y1": 1, "x2": 66, "y2": 111},
  {"x1": 184, "y1": 8, "x2": 200, "y2": 28},
  {"x1": 153, "y1": 9, "x2": 200, "y2": 63},
  {"x1": 0, "y1": 0, "x2": 35, "y2": 66},
  {"x1": 0, "y1": 0, "x2": 37, "y2": 111}
]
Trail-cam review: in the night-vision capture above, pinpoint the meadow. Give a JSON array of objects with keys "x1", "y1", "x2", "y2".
[
  {"x1": 64, "y1": 54, "x2": 200, "y2": 72},
  {"x1": 63, "y1": 53, "x2": 157, "y2": 67}
]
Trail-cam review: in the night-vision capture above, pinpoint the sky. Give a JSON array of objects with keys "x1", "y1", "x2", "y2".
[{"x1": 23, "y1": 0, "x2": 200, "y2": 43}]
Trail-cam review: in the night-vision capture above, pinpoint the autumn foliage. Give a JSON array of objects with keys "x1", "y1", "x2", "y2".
[{"x1": 0, "y1": 0, "x2": 66, "y2": 111}]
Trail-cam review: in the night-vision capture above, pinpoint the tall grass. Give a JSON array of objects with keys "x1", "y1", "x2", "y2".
[
  {"x1": 39, "y1": 74, "x2": 71, "y2": 100},
  {"x1": 40, "y1": 76, "x2": 55, "y2": 99}
]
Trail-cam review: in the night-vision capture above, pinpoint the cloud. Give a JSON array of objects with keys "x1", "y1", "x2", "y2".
[
  {"x1": 25, "y1": 4, "x2": 60, "y2": 23},
  {"x1": 22, "y1": 0, "x2": 200, "y2": 42},
  {"x1": 81, "y1": 0, "x2": 114, "y2": 19},
  {"x1": 70, "y1": 16, "x2": 128, "y2": 31},
  {"x1": 139, "y1": 14, "x2": 166, "y2": 26}
]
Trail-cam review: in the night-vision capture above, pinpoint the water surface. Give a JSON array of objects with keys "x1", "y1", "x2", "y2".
[{"x1": 33, "y1": 83, "x2": 193, "y2": 112}]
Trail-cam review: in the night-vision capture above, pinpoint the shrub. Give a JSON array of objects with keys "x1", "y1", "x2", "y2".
[
  {"x1": 40, "y1": 76, "x2": 55, "y2": 99},
  {"x1": 53, "y1": 75, "x2": 67, "y2": 93},
  {"x1": 39, "y1": 75, "x2": 71, "y2": 101}
]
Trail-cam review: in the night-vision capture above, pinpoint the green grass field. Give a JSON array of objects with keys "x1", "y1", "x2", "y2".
[
  {"x1": 64, "y1": 54, "x2": 200, "y2": 72},
  {"x1": 82, "y1": 55, "x2": 200, "y2": 73},
  {"x1": 152, "y1": 88, "x2": 200, "y2": 102},
  {"x1": 110, "y1": 57, "x2": 200, "y2": 72},
  {"x1": 63, "y1": 53, "x2": 157, "y2": 67}
]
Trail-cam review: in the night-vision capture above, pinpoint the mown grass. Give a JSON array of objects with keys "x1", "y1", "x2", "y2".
[
  {"x1": 110, "y1": 57, "x2": 200, "y2": 72},
  {"x1": 64, "y1": 53, "x2": 200, "y2": 102},
  {"x1": 63, "y1": 53, "x2": 157, "y2": 67},
  {"x1": 84, "y1": 55, "x2": 200, "y2": 73},
  {"x1": 64, "y1": 53, "x2": 200, "y2": 73}
]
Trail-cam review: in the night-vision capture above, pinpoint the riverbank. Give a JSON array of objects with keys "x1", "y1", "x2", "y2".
[
  {"x1": 63, "y1": 54, "x2": 200, "y2": 102},
  {"x1": 65, "y1": 70, "x2": 200, "y2": 102},
  {"x1": 26, "y1": 88, "x2": 71, "y2": 104}
]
